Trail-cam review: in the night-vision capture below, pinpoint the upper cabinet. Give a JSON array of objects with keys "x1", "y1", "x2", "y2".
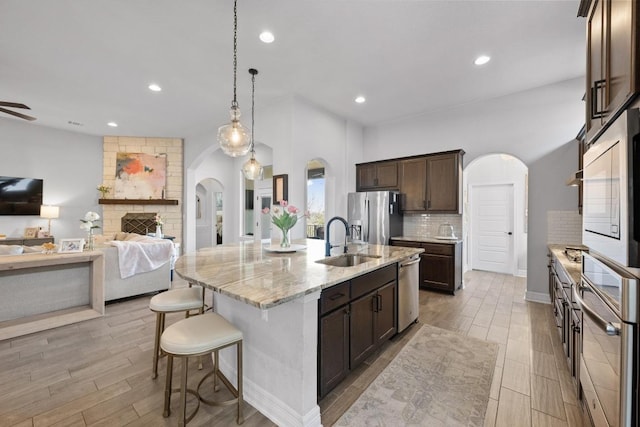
[
  {"x1": 584, "y1": 0, "x2": 640, "y2": 143},
  {"x1": 399, "y1": 150, "x2": 464, "y2": 214},
  {"x1": 356, "y1": 160, "x2": 398, "y2": 191},
  {"x1": 358, "y1": 150, "x2": 464, "y2": 214}
]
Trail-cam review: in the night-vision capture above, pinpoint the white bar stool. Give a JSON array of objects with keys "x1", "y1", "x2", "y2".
[
  {"x1": 149, "y1": 286, "x2": 204, "y2": 379},
  {"x1": 161, "y1": 312, "x2": 244, "y2": 426}
]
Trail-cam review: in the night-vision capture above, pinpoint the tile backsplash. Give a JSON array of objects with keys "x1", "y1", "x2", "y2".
[
  {"x1": 402, "y1": 214, "x2": 462, "y2": 238},
  {"x1": 547, "y1": 210, "x2": 582, "y2": 245}
]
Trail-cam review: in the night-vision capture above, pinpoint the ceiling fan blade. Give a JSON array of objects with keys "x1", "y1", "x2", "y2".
[
  {"x1": 0, "y1": 107, "x2": 36, "y2": 121},
  {"x1": 0, "y1": 102, "x2": 30, "y2": 110}
]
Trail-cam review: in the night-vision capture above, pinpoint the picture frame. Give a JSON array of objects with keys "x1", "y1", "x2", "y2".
[
  {"x1": 24, "y1": 227, "x2": 39, "y2": 238},
  {"x1": 273, "y1": 174, "x2": 288, "y2": 203},
  {"x1": 58, "y1": 238, "x2": 85, "y2": 253}
]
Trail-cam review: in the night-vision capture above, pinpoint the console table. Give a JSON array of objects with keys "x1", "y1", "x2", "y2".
[{"x1": 0, "y1": 251, "x2": 104, "y2": 340}]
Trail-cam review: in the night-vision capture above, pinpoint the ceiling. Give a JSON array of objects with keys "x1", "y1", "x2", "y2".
[{"x1": 0, "y1": 0, "x2": 585, "y2": 139}]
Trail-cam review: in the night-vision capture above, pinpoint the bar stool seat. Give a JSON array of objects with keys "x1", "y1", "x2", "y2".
[
  {"x1": 161, "y1": 312, "x2": 244, "y2": 426},
  {"x1": 149, "y1": 287, "x2": 204, "y2": 379}
]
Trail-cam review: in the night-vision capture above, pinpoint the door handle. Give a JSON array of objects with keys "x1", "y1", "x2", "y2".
[{"x1": 506, "y1": 232, "x2": 513, "y2": 235}]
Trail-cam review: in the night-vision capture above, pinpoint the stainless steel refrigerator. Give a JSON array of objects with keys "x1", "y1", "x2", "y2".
[{"x1": 347, "y1": 191, "x2": 402, "y2": 245}]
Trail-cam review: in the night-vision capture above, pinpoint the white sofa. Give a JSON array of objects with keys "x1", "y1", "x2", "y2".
[
  {"x1": 100, "y1": 244, "x2": 171, "y2": 301},
  {"x1": 95, "y1": 232, "x2": 172, "y2": 301}
]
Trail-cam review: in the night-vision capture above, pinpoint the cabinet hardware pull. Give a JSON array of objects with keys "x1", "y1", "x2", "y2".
[
  {"x1": 371, "y1": 295, "x2": 378, "y2": 312},
  {"x1": 329, "y1": 293, "x2": 345, "y2": 301},
  {"x1": 590, "y1": 79, "x2": 606, "y2": 119},
  {"x1": 377, "y1": 294, "x2": 382, "y2": 311}
]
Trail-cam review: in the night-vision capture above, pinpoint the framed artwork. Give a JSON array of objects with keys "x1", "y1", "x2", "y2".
[
  {"x1": 24, "y1": 227, "x2": 39, "y2": 238},
  {"x1": 58, "y1": 238, "x2": 85, "y2": 253},
  {"x1": 273, "y1": 174, "x2": 288, "y2": 203},
  {"x1": 114, "y1": 152, "x2": 167, "y2": 199}
]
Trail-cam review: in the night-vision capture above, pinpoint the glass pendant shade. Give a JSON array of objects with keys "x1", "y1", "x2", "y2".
[
  {"x1": 218, "y1": 106, "x2": 251, "y2": 157},
  {"x1": 242, "y1": 153, "x2": 263, "y2": 180}
]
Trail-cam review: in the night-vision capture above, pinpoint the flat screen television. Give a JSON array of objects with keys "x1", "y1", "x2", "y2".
[{"x1": 0, "y1": 176, "x2": 43, "y2": 215}]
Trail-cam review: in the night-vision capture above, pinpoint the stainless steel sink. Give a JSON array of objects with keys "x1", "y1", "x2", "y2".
[{"x1": 315, "y1": 253, "x2": 381, "y2": 267}]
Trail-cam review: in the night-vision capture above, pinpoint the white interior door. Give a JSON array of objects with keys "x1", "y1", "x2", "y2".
[
  {"x1": 254, "y1": 184, "x2": 272, "y2": 244},
  {"x1": 471, "y1": 183, "x2": 514, "y2": 274}
]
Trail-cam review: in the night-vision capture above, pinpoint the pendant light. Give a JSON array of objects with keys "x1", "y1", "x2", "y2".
[
  {"x1": 242, "y1": 68, "x2": 263, "y2": 180},
  {"x1": 218, "y1": 0, "x2": 251, "y2": 157}
]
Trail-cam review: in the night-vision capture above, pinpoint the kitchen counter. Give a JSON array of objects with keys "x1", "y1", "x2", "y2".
[
  {"x1": 174, "y1": 239, "x2": 422, "y2": 427},
  {"x1": 175, "y1": 238, "x2": 422, "y2": 309},
  {"x1": 392, "y1": 235, "x2": 463, "y2": 244},
  {"x1": 548, "y1": 244, "x2": 587, "y2": 284}
]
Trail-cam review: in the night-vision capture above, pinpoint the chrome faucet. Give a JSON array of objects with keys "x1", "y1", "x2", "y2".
[{"x1": 325, "y1": 216, "x2": 349, "y2": 257}]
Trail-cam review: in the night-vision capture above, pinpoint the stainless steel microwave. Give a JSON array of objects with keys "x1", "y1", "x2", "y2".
[{"x1": 583, "y1": 108, "x2": 640, "y2": 268}]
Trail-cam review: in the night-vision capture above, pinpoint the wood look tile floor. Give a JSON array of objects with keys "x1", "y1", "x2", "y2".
[{"x1": 0, "y1": 270, "x2": 586, "y2": 426}]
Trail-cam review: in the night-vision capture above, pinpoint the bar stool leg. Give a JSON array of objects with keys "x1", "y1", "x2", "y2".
[
  {"x1": 213, "y1": 350, "x2": 220, "y2": 392},
  {"x1": 152, "y1": 312, "x2": 165, "y2": 379},
  {"x1": 163, "y1": 354, "x2": 173, "y2": 417},
  {"x1": 179, "y1": 357, "x2": 189, "y2": 427},
  {"x1": 237, "y1": 341, "x2": 244, "y2": 424}
]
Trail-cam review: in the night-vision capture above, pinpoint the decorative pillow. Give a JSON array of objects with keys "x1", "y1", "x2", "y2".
[{"x1": 0, "y1": 245, "x2": 24, "y2": 255}]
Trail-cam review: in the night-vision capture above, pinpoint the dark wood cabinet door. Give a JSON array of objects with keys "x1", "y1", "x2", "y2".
[
  {"x1": 318, "y1": 307, "x2": 350, "y2": 398},
  {"x1": 375, "y1": 281, "x2": 397, "y2": 344},
  {"x1": 356, "y1": 164, "x2": 377, "y2": 190},
  {"x1": 607, "y1": 0, "x2": 635, "y2": 113},
  {"x1": 586, "y1": 0, "x2": 605, "y2": 136},
  {"x1": 426, "y1": 154, "x2": 458, "y2": 212},
  {"x1": 350, "y1": 292, "x2": 376, "y2": 368},
  {"x1": 375, "y1": 161, "x2": 398, "y2": 189},
  {"x1": 421, "y1": 253, "x2": 453, "y2": 292},
  {"x1": 399, "y1": 158, "x2": 427, "y2": 211}
]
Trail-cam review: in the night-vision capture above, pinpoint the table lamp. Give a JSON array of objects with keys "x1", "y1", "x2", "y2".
[{"x1": 40, "y1": 205, "x2": 59, "y2": 236}]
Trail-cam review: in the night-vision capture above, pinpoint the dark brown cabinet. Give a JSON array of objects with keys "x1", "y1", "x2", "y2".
[
  {"x1": 390, "y1": 239, "x2": 462, "y2": 294},
  {"x1": 350, "y1": 281, "x2": 397, "y2": 367},
  {"x1": 398, "y1": 150, "x2": 464, "y2": 214},
  {"x1": 318, "y1": 305, "x2": 350, "y2": 398},
  {"x1": 584, "y1": 0, "x2": 640, "y2": 143},
  {"x1": 356, "y1": 160, "x2": 398, "y2": 191},
  {"x1": 317, "y1": 264, "x2": 398, "y2": 398}
]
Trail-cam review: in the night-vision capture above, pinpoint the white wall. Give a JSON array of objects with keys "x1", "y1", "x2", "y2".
[
  {"x1": 363, "y1": 77, "x2": 584, "y2": 299},
  {"x1": 183, "y1": 96, "x2": 364, "y2": 252},
  {"x1": 0, "y1": 118, "x2": 102, "y2": 240},
  {"x1": 464, "y1": 154, "x2": 528, "y2": 276}
]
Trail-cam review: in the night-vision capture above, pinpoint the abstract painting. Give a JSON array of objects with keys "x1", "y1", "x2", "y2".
[{"x1": 114, "y1": 152, "x2": 167, "y2": 199}]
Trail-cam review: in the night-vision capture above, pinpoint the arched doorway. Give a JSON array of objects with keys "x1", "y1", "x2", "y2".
[
  {"x1": 195, "y1": 178, "x2": 223, "y2": 250},
  {"x1": 463, "y1": 154, "x2": 528, "y2": 276}
]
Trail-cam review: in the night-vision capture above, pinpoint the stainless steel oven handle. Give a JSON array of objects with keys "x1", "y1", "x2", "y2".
[{"x1": 574, "y1": 291, "x2": 621, "y2": 336}]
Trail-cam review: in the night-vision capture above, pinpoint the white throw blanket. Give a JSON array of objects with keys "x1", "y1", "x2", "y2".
[{"x1": 108, "y1": 239, "x2": 174, "y2": 279}]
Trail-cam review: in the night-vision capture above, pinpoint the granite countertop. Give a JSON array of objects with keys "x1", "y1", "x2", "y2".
[
  {"x1": 548, "y1": 244, "x2": 588, "y2": 284},
  {"x1": 174, "y1": 239, "x2": 423, "y2": 310},
  {"x1": 392, "y1": 236, "x2": 463, "y2": 244}
]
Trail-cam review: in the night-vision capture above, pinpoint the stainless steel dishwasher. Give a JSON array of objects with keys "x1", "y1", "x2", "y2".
[{"x1": 398, "y1": 254, "x2": 420, "y2": 332}]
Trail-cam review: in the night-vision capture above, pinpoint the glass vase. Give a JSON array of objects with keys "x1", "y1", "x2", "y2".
[
  {"x1": 87, "y1": 230, "x2": 94, "y2": 251},
  {"x1": 280, "y1": 228, "x2": 291, "y2": 248},
  {"x1": 156, "y1": 225, "x2": 163, "y2": 239}
]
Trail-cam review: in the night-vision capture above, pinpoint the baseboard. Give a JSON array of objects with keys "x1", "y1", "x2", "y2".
[
  {"x1": 525, "y1": 291, "x2": 551, "y2": 304},
  {"x1": 515, "y1": 269, "x2": 527, "y2": 277},
  {"x1": 219, "y1": 357, "x2": 322, "y2": 427}
]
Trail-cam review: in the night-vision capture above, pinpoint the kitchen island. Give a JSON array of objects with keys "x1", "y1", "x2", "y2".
[{"x1": 174, "y1": 239, "x2": 422, "y2": 427}]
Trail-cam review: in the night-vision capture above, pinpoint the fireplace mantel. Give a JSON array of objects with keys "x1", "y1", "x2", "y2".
[{"x1": 98, "y1": 199, "x2": 178, "y2": 205}]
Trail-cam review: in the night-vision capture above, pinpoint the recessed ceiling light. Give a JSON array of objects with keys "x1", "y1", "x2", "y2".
[
  {"x1": 355, "y1": 96, "x2": 366, "y2": 104},
  {"x1": 107, "y1": 122, "x2": 118, "y2": 127},
  {"x1": 148, "y1": 83, "x2": 162, "y2": 92},
  {"x1": 474, "y1": 55, "x2": 491, "y2": 66},
  {"x1": 259, "y1": 31, "x2": 275, "y2": 43}
]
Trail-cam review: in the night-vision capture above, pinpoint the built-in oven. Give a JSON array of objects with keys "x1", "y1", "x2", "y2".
[
  {"x1": 582, "y1": 108, "x2": 640, "y2": 268},
  {"x1": 576, "y1": 252, "x2": 638, "y2": 427}
]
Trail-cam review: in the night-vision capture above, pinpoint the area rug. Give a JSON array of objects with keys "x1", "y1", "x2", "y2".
[{"x1": 335, "y1": 324, "x2": 498, "y2": 427}]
